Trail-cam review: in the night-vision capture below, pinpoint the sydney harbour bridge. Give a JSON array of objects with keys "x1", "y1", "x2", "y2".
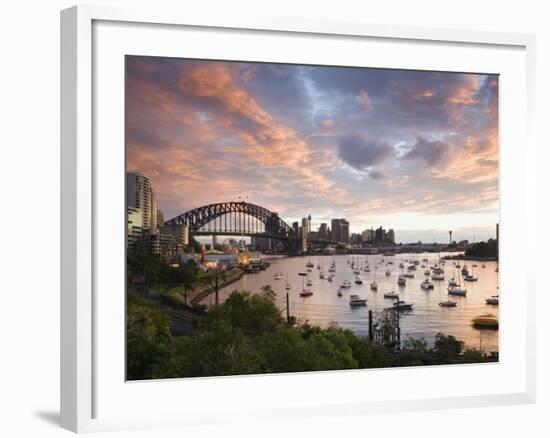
[{"x1": 165, "y1": 201, "x2": 326, "y2": 254}]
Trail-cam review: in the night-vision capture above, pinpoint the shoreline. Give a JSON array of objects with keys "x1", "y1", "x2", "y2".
[
  {"x1": 442, "y1": 254, "x2": 498, "y2": 262},
  {"x1": 191, "y1": 269, "x2": 245, "y2": 304}
]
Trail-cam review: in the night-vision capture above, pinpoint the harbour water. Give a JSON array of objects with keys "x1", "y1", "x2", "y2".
[{"x1": 203, "y1": 253, "x2": 499, "y2": 352}]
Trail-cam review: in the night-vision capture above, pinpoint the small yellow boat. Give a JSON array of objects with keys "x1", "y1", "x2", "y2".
[{"x1": 472, "y1": 314, "x2": 499, "y2": 329}]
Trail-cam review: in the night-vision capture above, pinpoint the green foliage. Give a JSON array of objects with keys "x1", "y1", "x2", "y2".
[
  {"x1": 127, "y1": 253, "x2": 198, "y2": 288},
  {"x1": 127, "y1": 291, "x2": 494, "y2": 380},
  {"x1": 402, "y1": 336, "x2": 428, "y2": 353},
  {"x1": 462, "y1": 348, "x2": 486, "y2": 363},
  {"x1": 126, "y1": 290, "x2": 176, "y2": 380},
  {"x1": 433, "y1": 332, "x2": 464, "y2": 363},
  {"x1": 465, "y1": 238, "x2": 498, "y2": 259}
]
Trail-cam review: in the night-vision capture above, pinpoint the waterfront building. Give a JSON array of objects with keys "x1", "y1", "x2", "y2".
[
  {"x1": 361, "y1": 227, "x2": 375, "y2": 242},
  {"x1": 159, "y1": 223, "x2": 189, "y2": 247},
  {"x1": 251, "y1": 236, "x2": 272, "y2": 251},
  {"x1": 127, "y1": 207, "x2": 143, "y2": 252},
  {"x1": 301, "y1": 217, "x2": 310, "y2": 236},
  {"x1": 127, "y1": 172, "x2": 158, "y2": 233},
  {"x1": 147, "y1": 232, "x2": 177, "y2": 257},
  {"x1": 331, "y1": 218, "x2": 350, "y2": 243},
  {"x1": 387, "y1": 229, "x2": 395, "y2": 244},
  {"x1": 203, "y1": 253, "x2": 239, "y2": 271},
  {"x1": 157, "y1": 209, "x2": 165, "y2": 228},
  {"x1": 375, "y1": 226, "x2": 386, "y2": 242},
  {"x1": 318, "y1": 223, "x2": 328, "y2": 239},
  {"x1": 350, "y1": 233, "x2": 362, "y2": 245}
]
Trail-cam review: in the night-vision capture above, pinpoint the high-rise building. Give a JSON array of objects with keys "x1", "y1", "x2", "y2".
[
  {"x1": 159, "y1": 224, "x2": 189, "y2": 246},
  {"x1": 292, "y1": 221, "x2": 299, "y2": 236},
  {"x1": 301, "y1": 217, "x2": 310, "y2": 237},
  {"x1": 157, "y1": 209, "x2": 165, "y2": 228},
  {"x1": 387, "y1": 229, "x2": 395, "y2": 244},
  {"x1": 318, "y1": 223, "x2": 328, "y2": 239},
  {"x1": 361, "y1": 228, "x2": 375, "y2": 242},
  {"x1": 375, "y1": 226, "x2": 386, "y2": 242},
  {"x1": 127, "y1": 172, "x2": 158, "y2": 233},
  {"x1": 331, "y1": 218, "x2": 350, "y2": 243}
]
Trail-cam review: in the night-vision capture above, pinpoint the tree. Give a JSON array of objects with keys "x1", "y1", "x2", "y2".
[
  {"x1": 126, "y1": 291, "x2": 176, "y2": 380},
  {"x1": 465, "y1": 239, "x2": 498, "y2": 259},
  {"x1": 432, "y1": 332, "x2": 464, "y2": 363},
  {"x1": 462, "y1": 348, "x2": 485, "y2": 363}
]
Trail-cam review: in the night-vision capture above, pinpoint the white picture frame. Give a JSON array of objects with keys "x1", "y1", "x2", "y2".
[{"x1": 61, "y1": 4, "x2": 536, "y2": 433}]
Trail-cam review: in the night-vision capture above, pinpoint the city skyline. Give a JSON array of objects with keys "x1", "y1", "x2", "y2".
[{"x1": 126, "y1": 56, "x2": 499, "y2": 243}]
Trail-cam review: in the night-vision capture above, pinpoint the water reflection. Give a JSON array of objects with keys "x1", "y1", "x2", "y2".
[{"x1": 204, "y1": 253, "x2": 499, "y2": 352}]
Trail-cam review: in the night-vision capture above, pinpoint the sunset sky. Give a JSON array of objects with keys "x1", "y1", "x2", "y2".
[{"x1": 126, "y1": 56, "x2": 499, "y2": 243}]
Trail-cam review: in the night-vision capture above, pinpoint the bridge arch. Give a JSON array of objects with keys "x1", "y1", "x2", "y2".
[{"x1": 165, "y1": 201, "x2": 301, "y2": 252}]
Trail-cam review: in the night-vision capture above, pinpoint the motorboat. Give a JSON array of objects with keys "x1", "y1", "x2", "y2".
[
  {"x1": 340, "y1": 280, "x2": 352, "y2": 288},
  {"x1": 393, "y1": 300, "x2": 413, "y2": 310},
  {"x1": 327, "y1": 275, "x2": 333, "y2": 282},
  {"x1": 403, "y1": 272, "x2": 414, "y2": 278},
  {"x1": 399, "y1": 262, "x2": 404, "y2": 269},
  {"x1": 384, "y1": 290, "x2": 399, "y2": 299},
  {"x1": 424, "y1": 269, "x2": 430, "y2": 276},
  {"x1": 317, "y1": 264, "x2": 321, "y2": 270},
  {"x1": 319, "y1": 271, "x2": 325, "y2": 279},
  {"x1": 274, "y1": 272, "x2": 283, "y2": 280},
  {"x1": 299, "y1": 290, "x2": 313, "y2": 297},
  {"x1": 328, "y1": 266, "x2": 336, "y2": 273},
  {"x1": 482, "y1": 264, "x2": 486, "y2": 268},
  {"x1": 472, "y1": 314, "x2": 499, "y2": 329},
  {"x1": 448, "y1": 278, "x2": 459, "y2": 287},
  {"x1": 448, "y1": 286, "x2": 467, "y2": 296},
  {"x1": 486, "y1": 295, "x2": 499, "y2": 305},
  {"x1": 349, "y1": 294, "x2": 367, "y2": 307},
  {"x1": 363, "y1": 266, "x2": 371, "y2": 272},
  {"x1": 285, "y1": 283, "x2": 292, "y2": 290},
  {"x1": 407, "y1": 265, "x2": 416, "y2": 271},
  {"x1": 439, "y1": 300, "x2": 457, "y2": 307},
  {"x1": 385, "y1": 269, "x2": 391, "y2": 276},
  {"x1": 397, "y1": 275, "x2": 407, "y2": 286},
  {"x1": 306, "y1": 279, "x2": 313, "y2": 287},
  {"x1": 461, "y1": 265, "x2": 469, "y2": 275},
  {"x1": 370, "y1": 281, "x2": 378, "y2": 291},
  {"x1": 464, "y1": 274, "x2": 478, "y2": 282},
  {"x1": 355, "y1": 276, "x2": 363, "y2": 285},
  {"x1": 421, "y1": 279, "x2": 434, "y2": 290},
  {"x1": 431, "y1": 272, "x2": 445, "y2": 280},
  {"x1": 306, "y1": 261, "x2": 314, "y2": 268},
  {"x1": 337, "y1": 288, "x2": 343, "y2": 297}
]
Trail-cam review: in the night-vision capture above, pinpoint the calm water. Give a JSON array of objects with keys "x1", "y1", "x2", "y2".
[{"x1": 204, "y1": 253, "x2": 499, "y2": 352}]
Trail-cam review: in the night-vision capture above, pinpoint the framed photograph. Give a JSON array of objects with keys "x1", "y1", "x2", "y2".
[{"x1": 61, "y1": 5, "x2": 536, "y2": 433}]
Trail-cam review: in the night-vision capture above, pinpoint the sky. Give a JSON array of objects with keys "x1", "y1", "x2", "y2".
[{"x1": 126, "y1": 56, "x2": 499, "y2": 243}]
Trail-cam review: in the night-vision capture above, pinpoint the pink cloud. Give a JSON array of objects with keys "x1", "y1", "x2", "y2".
[{"x1": 357, "y1": 90, "x2": 373, "y2": 110}]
